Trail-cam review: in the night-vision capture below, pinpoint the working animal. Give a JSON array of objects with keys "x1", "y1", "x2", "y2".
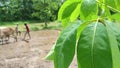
[{"x1": 0, "y1": 27, "x2": 17, "y2": 44}]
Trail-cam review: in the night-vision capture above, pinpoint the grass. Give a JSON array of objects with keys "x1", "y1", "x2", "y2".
[{"x1": 0, "y1": 21, "x2": 62, "y2": 31}]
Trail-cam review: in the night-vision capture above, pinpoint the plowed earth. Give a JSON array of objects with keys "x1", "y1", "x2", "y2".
[{"x1": 0, "y1": 30, "x2": 77, "y2": 68}]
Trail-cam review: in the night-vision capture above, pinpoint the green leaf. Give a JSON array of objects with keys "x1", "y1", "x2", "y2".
[
  {"x1": 98, "y1": 0, "x2": 104, "y2": 3},
  {"x1": 76, "y1": 21, "x2": 91, "y2": 68},
  {"x1": 67, "y1": 0, "x2": 81, "y2": 1},
  {"x1": 106, "y1": 23, "x2": 120, "y2": 68},
  {"x1": 111, "y1": 13, "x2": 120, "y2": 22},
  {"x1": 115, "y1": 0, "x2": 120, "y2": 10},
  {"x1": 70, "y1": 3, "x2": 81, "y2": 22},
  {"x1": 105, "y1": 0, "x2": 116, "y2": 9},
  {"x1": 98, "y1": 0, "x2": 111, "y2": 19},
  {"x1": 105, "y1": 21, "x2": 120, "y2": 51},
  {"x1": 80, "y1": 0, "x2": 98, "y2": 20},
  {"x1": 58, "y1": 1, "x2": 81, "y2": 27},
  {"x1": 77, "y1": 21, "x2": 92, "y2": 39},
  {"x1": 44, "y1": 44, "x2": 55, "y2": 60},
  {"x1": 77, "y1": 22, "x2": 112, "y2": 68},
  {"x1": 54, "y1": 21, "x2": 81, "y2": 68},
  {"x1": 101, "y1": 7, "x2": 111, "y2": 19},
  {"x1": 103, "y1": 0, "x2": 120, "y2": 13}
]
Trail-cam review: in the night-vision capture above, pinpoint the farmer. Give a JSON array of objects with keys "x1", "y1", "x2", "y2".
[
  {"x1": 23, "y1": 23, "x2": 31, "y2": 40},
  {"x1": 15, "y1": 23, "x2": 21, "y2": 36}
]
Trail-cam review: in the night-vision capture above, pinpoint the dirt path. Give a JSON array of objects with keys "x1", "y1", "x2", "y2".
[{"x1": 0, "y1": 30, "x2": 77, "y2": 68}]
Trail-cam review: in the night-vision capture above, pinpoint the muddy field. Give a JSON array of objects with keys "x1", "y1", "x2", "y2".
[{"x1": 0, "y1": 30, "x2": 77, "y2": 68}]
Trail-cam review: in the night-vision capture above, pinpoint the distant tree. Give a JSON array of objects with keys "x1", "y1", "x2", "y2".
[
  {"x1": 32, "y1": 0, "x2": 63, "y2": 27},
  {"x1": 0, "y1": 0, "x2": 63, "y2": 22}
]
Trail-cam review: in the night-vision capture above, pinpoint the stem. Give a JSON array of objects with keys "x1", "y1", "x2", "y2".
[{"x1": 96, "y1": 0, "x2": 120, "y2": 13}]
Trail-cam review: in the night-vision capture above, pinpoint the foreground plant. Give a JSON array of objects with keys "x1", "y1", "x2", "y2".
[{"x1": 45, "y1": 0, "x2": 120, "y2": 68}]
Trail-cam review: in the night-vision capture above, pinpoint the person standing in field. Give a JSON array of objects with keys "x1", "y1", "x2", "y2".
[
  {"x1": 23, "y1": 23, "x2": 31, "y2": 40},
  {"x1": 15, "y1": 23, "x2": 21, "y2": 36}
]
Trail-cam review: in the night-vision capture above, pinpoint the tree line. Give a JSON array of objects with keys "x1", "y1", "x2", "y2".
[{"x1": 0, "y1": 0, "x2": 64, "y2": 22}]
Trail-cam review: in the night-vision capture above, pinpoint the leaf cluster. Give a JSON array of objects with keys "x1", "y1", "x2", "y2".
[
  {"x1": 45, "y1": 0, "x2": 120, "y2": 68},
  {"x1": 58, "y1": 0, "x2": 120, "y2": 27}
]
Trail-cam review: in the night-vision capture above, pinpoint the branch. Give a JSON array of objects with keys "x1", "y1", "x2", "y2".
[{"x1": 96, "y1": 0, "x2": 120, "y2": 13}]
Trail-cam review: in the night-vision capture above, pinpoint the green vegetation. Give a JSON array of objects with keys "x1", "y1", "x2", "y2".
[
  {"x1": 0, "y1": 0, "x2": 64, "y2": 28},
  {"x1": 45, "y1": 0, "x2": 120, "y2": 68},
  {"x1": 0, "y1": 0, "x2": 64, "y2": 22},
  {"x1": 30, "y1": 26, "x2": 39, "y2": 31},
  {"x1": 0, "y1": 21, "x2": 62, "y2": 31}
]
